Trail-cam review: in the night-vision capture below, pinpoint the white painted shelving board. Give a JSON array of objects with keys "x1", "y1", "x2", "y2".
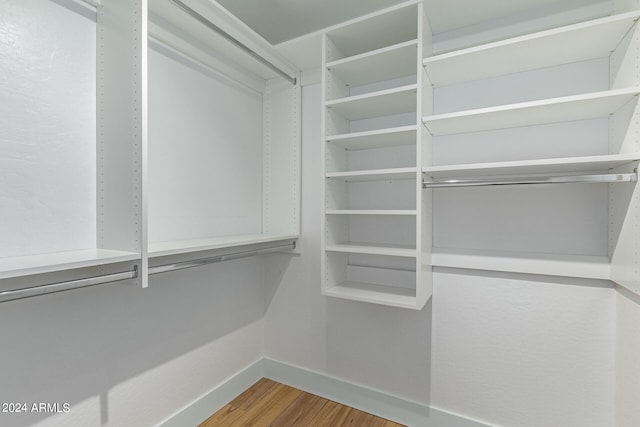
[
  {"x1": 326, "y1": 126, "x2": 417, "y2": 149},
  {"x1": 423, "y1": 11, "x2": 640, "y2": 87},
  {"x1": 423, "y1": 88, "x2": 640, "y2": 135},
  {"x1": 326, "y1": 243, "x2": 417, "y2": 257},
  {"x1": 325, "y1": 210, "x2": 417, "y2": 216},
  {"x1": 327, "y1": 85, "x2": 417, "y2": 121},
  {"x1": 324, "y1": 282, "x2": 417, "y2": 309},
  {"x1": 424, "y1": 153, "x2": 640, "y2": 178},
  {"x1": 0, "y1": 249, "x2": 140, "y2": 280},
  {"x1": 326, "y1": 167, "x2": 417, "y2": 182},
  {"x1": 430, "y1": 248, "x2": 611, "y2": 280},
  {"x1": 327, "y1": 40, "x2": 418, "y2": 87},
  {"x1": 325, "y1": 5, "x2": 417, "y2": 58},
  {"x1": 148, "y1": 234, "x2": 298, "y2": 258}
]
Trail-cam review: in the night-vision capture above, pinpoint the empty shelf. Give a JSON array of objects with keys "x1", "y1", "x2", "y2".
[
  {"x1": 327, "y1": 40, "x2": 418, "y2": 87},
  {"x1": 326, "y1": 125, "x2": 417, "y2": 150},
  {"x1": 324, "y1": 281, "x2": 417, "y2": 309},
  {"x1": 149, "y1": 234, "x2": 298, "y2": 257},
  {"x1": 326, "y1": 167, "x2": 417, "y2": 182},
  {"x1": 326, "y1": 243, "x2": 417, "y2": 257},
  {"x1": 326, "y1": 84, "x2": 417, "y2": 121},
  {"x1": 0, "y1": 249, "x2": 140, "y2": 280},
  {"x1": 430, "y1": 248, "x2": 611, "y2": 280},
  {"x1": 423, "y1": 11, "x2": 640, "y2": 86},
  {"x1": 325, "y1": 210, "x2": 417, "y2": 216},
  {"x1": 423, "y1": 153, "x2": 640, "y2": 179},
  {"x1": 422, "y1": 88, "x2": 640, "y2": 135}
]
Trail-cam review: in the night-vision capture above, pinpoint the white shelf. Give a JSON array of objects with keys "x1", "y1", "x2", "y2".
[
  {"x1": 148, "y1": 234, "x2": 298, "y2": 258},
  {"x1": 327, "y1": 40, "x2": 418, "y2": 87},
  {"x1": 423, "y1": 153, "x2": 640, "y2": 178},
  {"x1": 325, "y1": 210, "x2": 417, "y2": 216},
  {"x1": 430, "y1": 248, "x2": 611, "y2": 280},
  {"x1": 323, "y1": 282, "x2": 417, "y2": 309},
  {"x1": 326, "y1": 243, "x2": 417, "y2": 257},
  {"x1": 326, "y1": 167, "x2": 417, "y2": 182},
  {"x1": 325, "y1": 4, "x2": 418, "y2": 60},
  {"x1": 326, "y1": 84, "x2": 417, "y2": 121},
  {"x1": 326, "y1": 125, "x2": 417, "y2": 150},
  {"x1": 0, "y1": 249, "x2": 140, "y2": 280},
  {"x1": 422, "y1": 88, "x2": 640, "y2": 135},
  {"x1": 423, "y1": 11, "x2": 640, "y2": 87}
]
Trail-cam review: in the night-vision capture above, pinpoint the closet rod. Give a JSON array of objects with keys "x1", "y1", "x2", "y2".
[
  {"x1": 148, "y1": 241, "x2": 296, "y2": 275},
  {"x1": 170, "y1": 0, "x2": 297, "y2": 86},
  {"x1": 422, "y1": 171, "x2": 638, "y2": 189},
  {"x1": 0, "y1": 267, "x2": 138, "y2": 304}
]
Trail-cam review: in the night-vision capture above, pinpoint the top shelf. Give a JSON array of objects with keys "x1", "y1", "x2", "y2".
[
  {"x1": 325, "y1": 3, "x2": 418, "y2": 62},
  {"x1": 423, "y1": 11, "x2": 640, "y2": 87}
]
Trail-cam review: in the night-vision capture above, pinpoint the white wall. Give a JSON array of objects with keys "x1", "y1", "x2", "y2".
[
  {"x1": 263, "y1": 82, "x2": 618, "y2": 427},
  {"x1": 0, "y1": 257, "x2": 267, "y2": 427},
  {"x1": 616, "y1": 287, "x2": 640, "y2": 427}
]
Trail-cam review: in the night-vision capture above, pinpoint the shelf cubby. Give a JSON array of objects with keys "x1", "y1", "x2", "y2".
[
  {"x1": 423, "y1": 11, "x2": 640, "y2": 87},
  {"x1": 326, "y1": 125, "x2": 417, "y2": 150},
  {"x1": 423, "y1": 87, "x2": 640, "y2": 136},
  {"x1": 326, "y1": 84, "x2": 418, "y2": 121}
]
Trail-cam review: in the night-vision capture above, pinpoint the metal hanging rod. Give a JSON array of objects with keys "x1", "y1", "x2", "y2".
[
  {"x1": 149, "y1": 241, "x2": 296, "y2": 275},
  {"x1": 170, "y1": 0, "x2": 297, "y2": 86},
  {"x1": 422, "y1": 171, "x2": 638, "y2": 189},
  {"x1": 0, "y1": 267, "x2": 138, "y2": 304}
]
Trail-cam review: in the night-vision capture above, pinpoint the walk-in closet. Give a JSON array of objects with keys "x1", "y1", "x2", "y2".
[{"x1": 1, "y1": 0, "x2": 639, "y2": 426}]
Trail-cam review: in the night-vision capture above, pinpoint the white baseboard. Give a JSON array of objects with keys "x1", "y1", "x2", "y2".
[{"x1": 157, "y1": 358, "x2": 489, "y2": 427}]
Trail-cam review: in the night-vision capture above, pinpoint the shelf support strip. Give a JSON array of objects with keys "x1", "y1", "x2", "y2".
[{"x1": 422, "y1": 171, "x2": 638, "y2": 189}]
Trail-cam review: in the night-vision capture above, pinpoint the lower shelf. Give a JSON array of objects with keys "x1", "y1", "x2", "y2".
[
  {"x1": 148, "y1": 233, "x2": 299, "y2": 258},
  {"x1": 0, "y1": 249, "x2": 140, "y2": 280},
  {"x1": 430, "y1": 248, "x2": 611, "y2": 280},
  {"x1": 323, "y1": 281, "x2": 418, "y2": 309}
]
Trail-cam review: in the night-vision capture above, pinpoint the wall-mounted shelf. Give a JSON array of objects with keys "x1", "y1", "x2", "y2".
[
  {"x1": 327, "y1": 40, "x2": 418, "y2": 87},
  {"x1": 423, "y1": 153, "x2": 640, "y2": 178},
  {"x1": 423, "y1": 88, "x2": 640, "y2": 135},
  {"x1": 326, "y1": 168, "x2": 417, "y2": 182},
  {"x1": 326, "y1": 243, "x2": 417, "y2": 257},
  {"x1": 148, "y1": 234, "x2": 299, "y2": 258},
  {"x1": 0, "y1": 250, "x2": 140, "y2": 281},
  {"x1": 323, "y1": 282, "x2": 417, "y2": 309},
  {"x1": 423, "y1": 11, "x2": 640, "y2": 87},
  {"x1": 326, "y1": 84, "x2": 417, "y2": 121},
  {"x1": 326, "y1": 125, "x2": 417, "y2": 149},
  {"x1": 325, "y1": 210, "x2": 417, "y2": 216},
  {"x1": 431, "y1": 248, "x2": 611, "y2": 280}
]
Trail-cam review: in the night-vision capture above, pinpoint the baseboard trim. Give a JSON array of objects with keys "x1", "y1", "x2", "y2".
[
  {"x1": 157, "y1": 358, "x2": 488, "y2": 427},
  {"x1": 157, "y1": 359, "x2": 264, "y2": 427}
]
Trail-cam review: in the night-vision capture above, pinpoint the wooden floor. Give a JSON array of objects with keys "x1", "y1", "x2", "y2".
[{"x1": 199, "y1": 378, "x2": 405, "y2": 427}]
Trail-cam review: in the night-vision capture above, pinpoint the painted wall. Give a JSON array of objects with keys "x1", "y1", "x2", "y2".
[
  {"x1": 616, "y1": 288, "x2": 640, "y2": 427},
  {"x1": 263, "y1": 82, "x2": 618, "y2": 427}
]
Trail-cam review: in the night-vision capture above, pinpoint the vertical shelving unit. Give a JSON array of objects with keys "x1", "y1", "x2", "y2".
[
  {"x1": 0, "y1": 0, "x2": 301, "y2": 300},
  {"x1": 421, "y1": 7, "x2": 640, "y2": 293},
  {"x1": 146, "y1": 0, "x2": 301, "y2": 261},
  {"x1": 0, "y1": 0, "x2": 146, "y2": 286},
  {"x1": 321, "y1": 1, "x2": 432, "y2": 309}
]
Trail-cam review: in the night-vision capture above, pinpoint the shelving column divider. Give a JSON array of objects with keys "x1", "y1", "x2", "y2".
[
  {"x1": 417, "y1": 2, "x2": 434, "y2": 307},
  {"x1": 97, "y1": 0, "x2": 149, "y2": 287}
]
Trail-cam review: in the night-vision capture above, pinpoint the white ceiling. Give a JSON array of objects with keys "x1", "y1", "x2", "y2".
[{"x1": 215, "y1": 0, "x2": 606, "y2": 44}]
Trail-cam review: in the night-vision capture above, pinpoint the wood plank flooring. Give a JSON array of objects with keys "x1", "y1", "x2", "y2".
[{"x1": 199, "y1": 378, "x2": 405, "y2": 427}]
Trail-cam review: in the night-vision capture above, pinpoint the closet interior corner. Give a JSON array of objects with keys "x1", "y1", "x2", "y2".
[{"x1": 0, "y1": 0, "x2": 301, "y2": 301}]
